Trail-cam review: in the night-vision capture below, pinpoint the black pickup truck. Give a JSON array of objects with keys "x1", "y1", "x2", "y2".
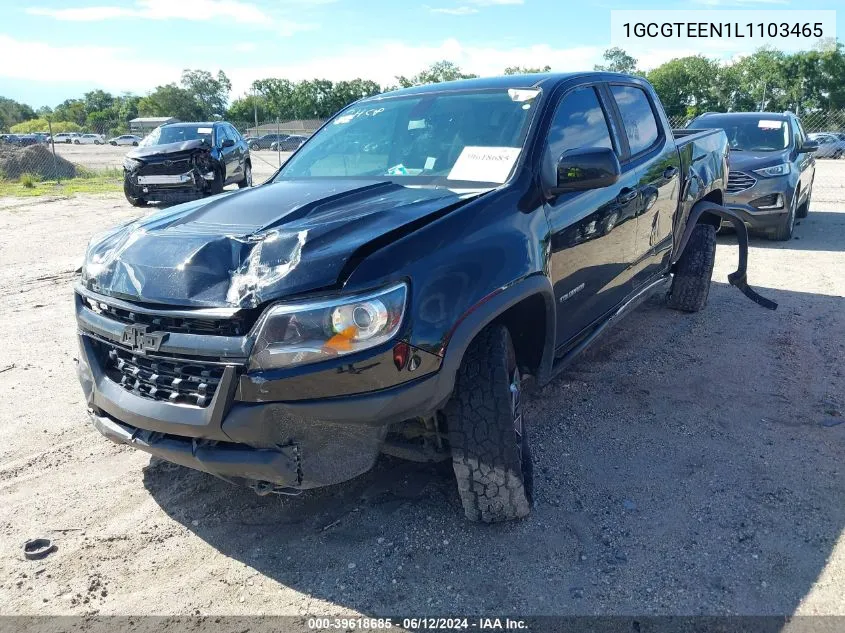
[{"x1": 75, "y1": 73, "x2": 774, "y2": 522}]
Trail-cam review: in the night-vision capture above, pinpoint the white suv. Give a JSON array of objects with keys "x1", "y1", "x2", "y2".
[{"x1": 52, "y1": 132, "x2": 82, "y2": 144}]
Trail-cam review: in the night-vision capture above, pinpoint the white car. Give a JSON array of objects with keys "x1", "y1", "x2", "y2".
[
  {"x1": 52, "y1": 132, "x2": 82, "y2": 144},
  {"x1": 74, "y1": 133, "x2": 105, "y2": 145},
  {"x1": 108, "y1": 135, "x2": 143, "y2": 146}
]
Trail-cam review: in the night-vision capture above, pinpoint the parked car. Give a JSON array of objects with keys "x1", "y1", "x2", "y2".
[
  {"x1": 14, "y1": 134, "x2": 39, "y2": 147},
  {"x1": 807, "y1": 132, "x2": 845, "y2": 159},
  {"x1": 249, "y1": 133, "x2": 289, "y2": 150},
  {"x1": 108, "y1": 135, "x2": 143, "y2": 146},
  {"x1": 74, "y1": 133, "x2": 105, "y2": 145},
  {"x1": 32, "y1": 133, "x2": 50, "y2": 144},
  {"x1": 75, "y1": 73, "x2": 774, "y2": 523},
  {"x1": 0, "y1": 134, "x2": 17, "y2": 144},
  {"x1": 270, "y1": 135, "x2": 307, "y2": 151},
  {"x1": 687, "y1": 112, "x2": 817, "y2": 240},
  {"x1": 122, "y1": 121, "x2": 251, "y2": 206},
  {"x1": 52, "y1": 132, "x2": 82, "y2": 144}
]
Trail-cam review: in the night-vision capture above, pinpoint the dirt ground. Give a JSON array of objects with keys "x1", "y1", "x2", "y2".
[
  {"x1": 0, "y1": 161, "x2": 843, "y2": 620},
  {"x1": 51, "y1": 143, "x2": 288, "y2": 182}
]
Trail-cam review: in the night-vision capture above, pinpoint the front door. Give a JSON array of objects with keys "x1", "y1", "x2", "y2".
[{"x1": 542, "y1": 84, "x2": 640, "y2": 348}]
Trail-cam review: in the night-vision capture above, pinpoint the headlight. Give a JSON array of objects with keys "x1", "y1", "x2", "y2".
[
  {"x1": 123, "y1": 157, "x2": 141, "y2": 171},
  {"x1": 753, "y1": 163, "x2": 790, "y2": 177},
  {"x1": 249, "y1": 282, "x2": 407, "y2": 370}
]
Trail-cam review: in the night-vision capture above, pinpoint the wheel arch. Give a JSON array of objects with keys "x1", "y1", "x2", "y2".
[{"x1": 431, "y1": 275, "x2": 556, "y2": 409}]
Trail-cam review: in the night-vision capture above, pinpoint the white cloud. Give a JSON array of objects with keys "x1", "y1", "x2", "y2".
[
  {"x1": 430, "y1": 6, "x2": 479, "y2": 14},
  {"x1": 0, "y1": 34, "x2": 606, "y2": 104},
  {"x1": 468, "y1": 0, "x2": 524, "y2": 4},
  {"x1": 26, "y1": 0, "x2": 292, "y2": 25}
]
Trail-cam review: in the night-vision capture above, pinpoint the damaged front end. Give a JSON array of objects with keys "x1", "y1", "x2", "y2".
[{"x1": 123, "y1": 140, "x2": 218, "y2": 203}]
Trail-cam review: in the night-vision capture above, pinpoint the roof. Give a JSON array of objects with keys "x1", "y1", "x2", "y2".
[
  {"x1": 373, "y1": 72, "x2": 636, "y2": 99},
  {"x1": 697, "y1": 112, "x2": 792, "y2": 120},
  {"x1": 129, "y1": 116, "x2": 178, "y2": 123}
]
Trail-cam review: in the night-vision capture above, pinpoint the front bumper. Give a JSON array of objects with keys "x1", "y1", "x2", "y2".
[
  {"x1": 74, "y1": 288, "x2": 443, "y2": 490},
  {"x1": 723, "y1": 173, "x2": 793, "y2": 232}
]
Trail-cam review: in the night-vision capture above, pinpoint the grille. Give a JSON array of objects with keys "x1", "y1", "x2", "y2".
[
  {"x1": 81, "y1": 294, "x2": 257, "y2": 337},
  {"x1": 139, "y1": 159, "x2": 192, "y2": 176},
  {"x1": 727, "y1": 171, "x2": 757, "y2": 194},
  {"x1": 97, "y1": 340, "x2": 225, "y2": 407}
]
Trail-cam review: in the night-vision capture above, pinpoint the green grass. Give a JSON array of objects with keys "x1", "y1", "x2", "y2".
[{"x1": 0, "y1": 170, "x2": 123, "y2": 198}]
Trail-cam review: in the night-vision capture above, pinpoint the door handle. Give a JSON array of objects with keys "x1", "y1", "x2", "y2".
[
  {"x1": 617, "y1": 188, "x2": 639, "y2": 204},
  {"x1": 663, "y1": 166, "x2": 679, "y2": 179}
]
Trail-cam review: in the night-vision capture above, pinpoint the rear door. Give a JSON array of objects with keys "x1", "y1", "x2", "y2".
[
  {"x1": 606, "y1": 83, "x2": 680, "y2": 288},
  {"x1": 542, "y1": 82, "x2": 641, "y2": 347}
]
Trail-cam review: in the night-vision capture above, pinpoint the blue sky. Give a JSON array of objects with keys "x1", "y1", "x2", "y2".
[{"x1": 0, "y1": 0, "x2": 841, "y2": 108}]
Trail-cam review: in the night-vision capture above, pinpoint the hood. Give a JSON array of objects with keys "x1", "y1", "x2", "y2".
[
  {"x1": 728, "y1": 149, "x2": 790, "y2": 173},
  {"x1": 126, "y1": 139, "x2": 210, "y2": 160},
  {"x1": 81, "y1": 179, "x2": 477, "y2": 308}
]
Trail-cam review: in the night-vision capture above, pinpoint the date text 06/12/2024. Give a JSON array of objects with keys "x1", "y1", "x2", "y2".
[{"x1": 307, "y1": 617, "x2": 529, "y2": 630}]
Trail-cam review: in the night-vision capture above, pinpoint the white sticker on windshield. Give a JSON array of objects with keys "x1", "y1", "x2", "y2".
[
  {"x1": 197, "y1": 127, "x2": 212, "y2": 133},
  {"x1": 424, "y1": 156, "x2": 437, "y2": 171},
  {"x1": 758, "y1": 120, "x2": 783, "y2": 129},
  {"x1": 447, "y1": 146, "x2": 521, "y2": 184},
  {"x1": 508, "y1": 88, "x2": 540, "y2": 103}
]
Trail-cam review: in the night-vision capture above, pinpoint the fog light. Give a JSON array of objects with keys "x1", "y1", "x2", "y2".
[{"x1": 750, "y1": 193, "x2": 783, "y2": 210}]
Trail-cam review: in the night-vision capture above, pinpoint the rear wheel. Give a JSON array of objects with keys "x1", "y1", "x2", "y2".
[
  {"x1": 132, "y1": 141, "x2": 138, "y2": 146},
  {"x1": 796, "y1": 181, "x2": 812, "y2": 219},
  {"x1": 249, "y1": 142, "x2": 259, "y2": 151},
  {"x1": 73, "y1": 140, "x2": 80, "y2": 145},
  {"x1": 444, "y1": 324, "x2": 533, "y2": 523},
  {"x1": 667, "y1": 223, "x2": 717, "y2": 312},
  {"x1": 123, "y1": 179, "x2": 147, "y2": 207},
  {"x1": 238, "y1": 162, "x2": 252, "y2": 189}
]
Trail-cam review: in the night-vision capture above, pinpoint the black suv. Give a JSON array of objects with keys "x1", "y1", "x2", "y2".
[
  {"x1": 123, "y1": 121, "x2": 251, "y2": 206},
  {"x1": 687, "y1": 112, "x2": 817, "y2": 240},
  {"x1": 249, "y1": 133, "x2": 289, "y2": 151}
]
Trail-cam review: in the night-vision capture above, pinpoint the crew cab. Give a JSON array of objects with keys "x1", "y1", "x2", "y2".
[
  {"x1": 75, "y1": 73, "x2": 773, "y2": 522},
  {"x1": 122, "y1": 121, "x2": 252, "y2": 206}
]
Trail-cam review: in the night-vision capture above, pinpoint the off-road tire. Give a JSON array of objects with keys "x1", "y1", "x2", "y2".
[
  {"x1": 444, "y1": 324, "x2": 533, "y2": 523},
  {"x1": 667, "y1": 223, "x2": 716, "y2": 312},
  {"x1": 238, "y1": 162, "x2": 252, "y2": 189},
  {"x1": 123, "y1": 180, "x2": 147, "y2": 207},
  {"x1": 796, "y1": 182, "x2": 812, "y2": 219}
]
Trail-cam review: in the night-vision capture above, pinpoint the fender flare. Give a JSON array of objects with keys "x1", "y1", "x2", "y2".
[
  {"x1": 675, "y1": 200, "x2": 777, "y2": 311},
  {"x1": 426, "y1": 274, "x2": 557, "y2": 410}
]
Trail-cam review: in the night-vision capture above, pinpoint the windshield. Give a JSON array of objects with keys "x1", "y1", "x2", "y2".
[
  {"x1": 140, "y1": 124, "x2": 213, "y2": 147},
  {"x1": 275, "y1": 88, "x2": 541, "y2": 186},
  {"x1": 688, "y1": 115, "x2": 789, "y2": 152}
]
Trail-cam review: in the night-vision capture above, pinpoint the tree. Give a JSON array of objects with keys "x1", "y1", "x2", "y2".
[
  {"x1": 83, "y1": 89, "x2": 114, "y2": 115},
  {"x1": 227, "y1": 94, "x2": 270, "y2": 123},
  {"x1": 594, "y1": 47, "x2": 639, "y2": 74},
  {"x1": 0, "y1": 97, "x2": 36, "y2": 132},
  {"x1": 52, "y1": 99, "x2": 87, "y2": 126},
  {"x1": 646, "y1": 56, "x2": 721, "y2": 119},
  {"x1": 253, "y1": 78, "x2": 296, "y2": 119},
  {"x1": 504, "y1": 65, "x2": 551, "y2": 75},
  {"x1": 138, "y1": 84, "x2": 202, "y2": 120},
  {"x1": 180, "y1": 69, "x2": 231, "y2": 119},
  {"x1": 395, "y1": 61, "x2": 478, "y2": 88},
  {"x1": 11, "y1": 118, "x2": 81, "y2": 133},
  {"x1": 326, "y1": 79, "x2": 382, "y2": 115}
]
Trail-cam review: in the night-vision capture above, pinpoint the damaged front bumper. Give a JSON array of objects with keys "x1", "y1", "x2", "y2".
[{"x1": 74, "y1": 288, "x2": 443, "y2": 492}]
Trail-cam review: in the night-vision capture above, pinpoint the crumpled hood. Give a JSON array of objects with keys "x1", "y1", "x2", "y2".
[
  {"x1": 81, "y1": 179, "x2": 475, "y2": 308},
  {"x1": 728, "y1": 149, "x2": 789, "y2": 173},
  {"x1": 126, "y1": 140, "x2": 210, "y2": 160}
]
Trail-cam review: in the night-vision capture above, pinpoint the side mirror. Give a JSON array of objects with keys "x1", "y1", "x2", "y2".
[
  {"x1": 221, "y1": 139, "x2": 235, "y2": 148},
  {"x1": 800, "y1": 140, "x2": 818, "y2": 153},
  {"x1": 551, "y1": 147, "x2": 621, "y2": 195}
]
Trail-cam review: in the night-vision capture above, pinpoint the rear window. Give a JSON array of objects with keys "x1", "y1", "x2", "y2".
[{"x1": 611, "y1": 85, "x2": 660, "y2": 156}]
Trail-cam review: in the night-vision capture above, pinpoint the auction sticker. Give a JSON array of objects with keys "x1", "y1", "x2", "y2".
[{"x1": 447, "y1": 146, "x2": 521, "y2": 183}]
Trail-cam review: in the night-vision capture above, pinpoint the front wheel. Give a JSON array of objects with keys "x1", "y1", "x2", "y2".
[
  {"x1": 667, "y1": 223, "x2": 717, "y2": 312},
  {"x1": 796, "y1": 182, "x2": 812, "y2": 219},
  {"x1": 132, "y1": 141, "x2": 138, "y2": 146},
  {"x1": 770, "y1": 189, "x2": 797, "y2": 241},
  {"x1": 123, "y1": 179, "x2": 147, "y2": 207},
  {"x1": 249, "y1": 142, "x2": 259, "y2": 151},
  {"x1": 444, "y1": 324, "x2": 533, "y2": 523},
  {"x1": 73, "y1": 140, "x2": 80, "y2": 144},
  {"x1": 238, "y1": 162, "x2": 252, "y2": 189}
]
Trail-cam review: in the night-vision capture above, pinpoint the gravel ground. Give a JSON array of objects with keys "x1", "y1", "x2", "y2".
[
  {"x1": 50, "y1": 143, "x2": 288, "y2": 183},
  {"x1": 0, "y1": 161, "x2": 843, "y2": 619}
]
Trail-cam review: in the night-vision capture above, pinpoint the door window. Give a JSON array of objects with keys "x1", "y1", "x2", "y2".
[
  {"x1": 547, "y1": 86, "x2": 614, "y2": 160},
  {"x1": 610, "y1": 85, "x2": 659, "y2": 156}
]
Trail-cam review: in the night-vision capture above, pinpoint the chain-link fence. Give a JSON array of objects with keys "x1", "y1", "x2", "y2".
[{"x1": 3, "y1": 111, "x2": 845, "y2": 189}]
